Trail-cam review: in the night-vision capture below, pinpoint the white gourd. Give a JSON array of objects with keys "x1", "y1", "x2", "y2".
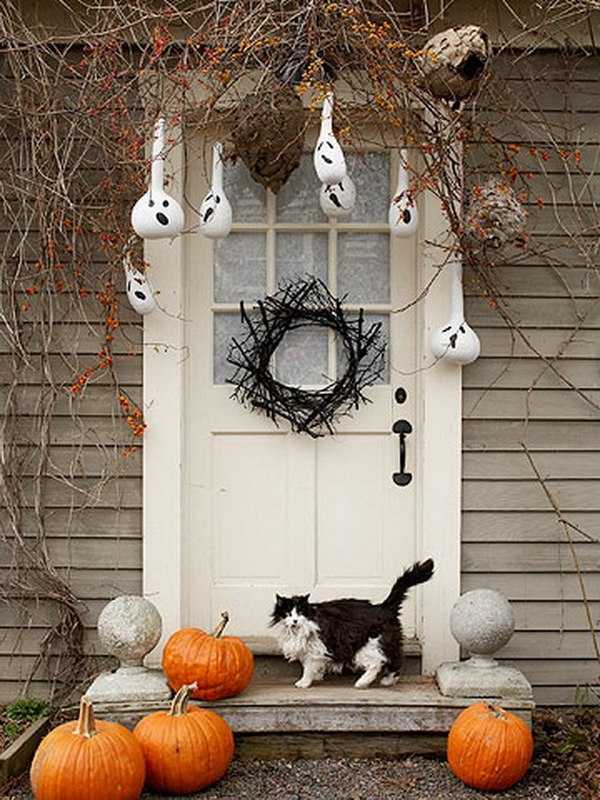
[
  {"x1": 123, "y1": 250, "x2": 156, "y2": 315},
  {"x1": 313, "y1": 93, "x2": 347, "y2": 185},
  {"x1": 388, "y1": 149, "x2": 418, "y2": 237},
  {"x1": 131, "y1": 118, "x2": 185, "y2": 240},
  {"x1": 319, "y1": 175, "x2": 356, "y2": 217},
  {"x1": 431, "y1": 260, "x2": 480, "y2": 365},
  {"x1": 199, "y1": 142, "x2": 233, "y2": 240}
]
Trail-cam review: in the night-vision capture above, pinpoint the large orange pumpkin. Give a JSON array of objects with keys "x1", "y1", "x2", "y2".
[
  {"x1": 30, "y1": 695, "x2": 145, "y2": 800},
  {"x1": 134, "y1": 682, "x2": 234, "y2": 794},
  {"x1": 447, "y1": 702, "x2": 534, "y2": 791},
  {"x1": 162, "y1": 611, "x2": 254, "y2": 700}
]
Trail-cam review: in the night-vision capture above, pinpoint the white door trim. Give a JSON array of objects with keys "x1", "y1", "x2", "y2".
[{"x1": 142, "y1": 137, "x2": 461, "y2": 671}]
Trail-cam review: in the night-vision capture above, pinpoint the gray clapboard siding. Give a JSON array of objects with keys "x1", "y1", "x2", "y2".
[
  {"x1": 463, "y1": 53, "x2": 600, "y2": 705},
  {"x1": 462, "y1": 572, "x2": 600, "y2": 601},
  {"x1": 462, "y1": 542, "x2": 600, "y2": 573},
  {"x1": 511, "y1": 602, "x2": 600, "y2": 631},
  {"x1": 463, "y1": 480, "x2": 600, "y2": 511},
  {"x1": 498, "y1": 632, "x2": 598, "y2": 660},
  {"x1": 463, "y1": 388, "x2": 600, "y2": 420},
  {"x1": 464, "y1": 419, "x2": 600, "y2": 450},
  {"x1": 0, "y1": 568, "x2": 142, "y2": 601},
  {"x1": 0, "y1": 508, "x2": 142, "y2": 537},
  {"x1": 463, "y1": 359, "x2": 600, "y2": 391},
  {"x1": 0, "y1": 353, "x2": 142, "y2": 385},
  {"x1": 462, "y1": 511, "x2": 600, "y2": 541},
  {"x1": 463, "y1": 452, "x2": 600, "y2": 479},
  {"x1": 477, "y1": 328, "x2": 600, "y2": 358},
  {"x1": 1, "y1": 384, "x2": 143, "y2": 416},
  {"x1": 533, "y1": 686, "x2": 600, "y2": 706},
  {"x1": 0, "y1": 323, "x2": 142, "y2": 355}
]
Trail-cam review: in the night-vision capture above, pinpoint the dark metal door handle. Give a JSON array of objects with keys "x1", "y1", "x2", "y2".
[{"x1": 392, "y1": 419, "x2": 413, "y2": 486}]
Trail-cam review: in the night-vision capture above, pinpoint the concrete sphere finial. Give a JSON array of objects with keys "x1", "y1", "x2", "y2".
[
  {"x1": 97, "y1": 596, "x2": 162, "y2": 668},
  {"x1": 450, "y1": 589, "x2": 514, "y2": 660}
]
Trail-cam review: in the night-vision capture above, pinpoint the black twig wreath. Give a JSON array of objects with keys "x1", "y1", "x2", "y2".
[{"x1": 227, "y1": 277, "x2": 386, "y2": 437}]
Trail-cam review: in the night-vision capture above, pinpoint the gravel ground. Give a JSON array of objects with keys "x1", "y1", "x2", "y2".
[
  {"x1": 124, "y1": 755, "x2": 577, "y2": 800},
  {"x1": 6, "y1": 753, "x2": 578, "y2": 800}
]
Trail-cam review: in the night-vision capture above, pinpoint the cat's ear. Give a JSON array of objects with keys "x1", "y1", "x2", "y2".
[
  {"x1": 275, "y1": 593, "x2": 283, "y2": 604},
  {"x1": 301, "y1": 594, "x2": 310, "y2": 602}
]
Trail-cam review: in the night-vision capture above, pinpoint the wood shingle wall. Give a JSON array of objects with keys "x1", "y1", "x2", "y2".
[{"x1": 463, "y1": 52, "x2": 600, "y2": 704}]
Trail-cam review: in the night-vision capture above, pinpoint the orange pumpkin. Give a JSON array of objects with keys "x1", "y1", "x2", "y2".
[
  {"x1": 134, "y1": 682, "x2": 234, "y2": 794},
  {"x1": 162, "y1": 611, "x2": 254, "y2": 700},
  {"x1": 30, "y1": 695, "x2": 145, "y2": 800},
  {"x1": 448, "y1": 702, "x2": 534, "y2": 791}
]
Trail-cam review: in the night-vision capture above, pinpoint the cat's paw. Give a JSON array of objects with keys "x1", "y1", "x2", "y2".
[
  {"x1": 380, "y1": 673, "x2": 399, "y2": 686},
  {"x1": 354, "y1": 676, "x2": 375, "y2": 689},
  {"x1": 295, "y1": 678, "x2": 313, "y2": 689}
]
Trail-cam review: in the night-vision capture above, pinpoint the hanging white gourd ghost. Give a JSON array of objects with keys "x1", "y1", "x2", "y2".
[
  {"x1": 319, "y1": 175, "x2": 356, "y2": 218},
  {"x1": 199, "y1": 142, "x2": 232, "y2": 239},
  {"x1": 313, "y1": 93, "x2": 347, "y2": 185},
  {"x1": 131, "y1": 118, "x2": 185, "y2": 240},
  {"x1": 431, "y1": 260, "x2": 480, "y2": 365},
  {"x1": 123, "y1": 250, "x2": 156, "y2": 315},
  {"x1": 388, "y1": 149, "x2": 418, "y2": 237}
]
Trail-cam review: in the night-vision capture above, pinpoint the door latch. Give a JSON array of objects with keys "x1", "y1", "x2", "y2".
[{"x1": 392, "y1": 419, "x2": 413, "y2": 486}]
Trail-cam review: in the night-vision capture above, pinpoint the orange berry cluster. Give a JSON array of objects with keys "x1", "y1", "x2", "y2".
[{"x1": 118, "y1": 393, "x2": 146, "y2": 438}]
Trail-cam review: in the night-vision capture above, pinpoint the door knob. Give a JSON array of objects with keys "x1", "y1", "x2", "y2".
[{"x1": 392, "y1": 418, "x2": 413, "y2": 486}]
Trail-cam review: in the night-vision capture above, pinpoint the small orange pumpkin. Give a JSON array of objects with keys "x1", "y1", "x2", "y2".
[
  {"x1": 162, "y1": 611, "x2": 254, "y2": 700},
  {"x1": 30, "y1": 695, "x2": 145, "y2": 800},
  {"x1": 448, "y1": 702, "x2": 534, "y2": 791},
  {"x1": 134, "y1": 682, "x2": 234, "y2": 794}
]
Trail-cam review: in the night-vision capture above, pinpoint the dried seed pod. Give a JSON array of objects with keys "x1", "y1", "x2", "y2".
[
  {"x1": 464, "y1": 178, "x2": 527, "y2": 251},
  {"x1": 231, "y1": 84, "x2": 305, "y2": 194},
  {"x1": 420, "y1": 26, "x2": 491, "y2": 104}
]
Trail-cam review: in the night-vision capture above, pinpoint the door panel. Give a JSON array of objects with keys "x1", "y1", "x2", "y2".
[{"x1": 187, "y1": 141, "x2": 419, "y2": 640}]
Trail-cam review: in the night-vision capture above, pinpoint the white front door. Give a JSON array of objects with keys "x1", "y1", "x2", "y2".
[{"x1": 185, "y1": 145, "x2": 421, "y2": 642}]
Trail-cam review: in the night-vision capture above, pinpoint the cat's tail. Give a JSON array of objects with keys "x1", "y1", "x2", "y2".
[{"x1": 381, "y1": 559, "x2": 435, "y2": 610}]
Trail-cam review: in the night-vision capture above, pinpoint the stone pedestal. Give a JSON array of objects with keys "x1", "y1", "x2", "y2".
[
  {"x1": 437, "y1": 657, "x2": 532, "y2": 700},
  {"x1": 87, "y1": 596, "x2": 171, "y2": 704},
  {"x1": 436, "y1": 589, "x2": 533, "y2": 702}
]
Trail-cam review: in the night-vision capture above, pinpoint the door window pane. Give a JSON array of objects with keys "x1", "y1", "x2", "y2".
[
  {"x1": 274, "y1": 325, "x2": 331, "y2": 387},
  {"x1": 345, "y1": 152, "x2": 390, "y2": 223},
  {"x1": 337, "y1": 313, "x2": 389, "y2": 384},
  {"x1": 223, "y1": 161, "x2": 267, "y2": 223},
  {"x1": 337, "y1": 233, "x2": 390, "y2": 303},
  {"x1": 276, "y1": 154, "x2": 326, "y2": 223},
  {"x1": 214, "y1": 311, "x2": 264, "y2": 384},
  {"x1": 214, "y1": 233, "x2": 266, "y2": 303},
  {"x1": 276, "y1": 232, "x2": 328, "y2": 286}
]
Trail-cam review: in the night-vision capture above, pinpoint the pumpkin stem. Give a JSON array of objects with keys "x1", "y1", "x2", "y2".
[
  {"x1": 169, "y1": 682, "x2": 198, "y2": 717},
  {"x1": 74, "y1": 696, "x2": 97, "y2": 738},
  {"x1": 212, "y1": 611, "x2": 230, "y2": 639}
]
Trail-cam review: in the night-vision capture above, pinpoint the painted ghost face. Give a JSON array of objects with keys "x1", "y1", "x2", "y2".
[
  {"x1": 388, "y1": 190, "x2": 418, "y2": 237},
  {"x1": 313, "y1": 93, "x2": 347, "y2": 185},
  {"x1": 319, "y1": 176, "x2": 356, "y2": 218},
  {"x1": 431, "y1": 319, "x2": 481, "y2": 365},
  {"x1": 199, "y1": 142, "x2": 233, "y2": 240},
  {"x1": 198, "y1": 187, "x2": 232, "y2": 239},
  {"x1": 131, "y1": 189, "x2": 185, "y2": 240},
  {"x1": 124, "y1": 259, "x2": 156, "y2": 316},
  {"x1": 131, "y1": 117, "x2": 185, "y2": 240}
]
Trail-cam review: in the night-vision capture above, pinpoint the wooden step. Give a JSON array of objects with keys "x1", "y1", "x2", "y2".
[{"x1": 93, "y1": 673, "x2": 534, "y2": 736}]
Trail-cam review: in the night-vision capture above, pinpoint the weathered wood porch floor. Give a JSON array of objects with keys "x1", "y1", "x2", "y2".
[{"x1": 94, "y1": 671, "x2": 535, "y2": 758}]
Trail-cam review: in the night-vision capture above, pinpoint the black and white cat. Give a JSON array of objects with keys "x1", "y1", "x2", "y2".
[{"x1": 270, "y1": 559, "x2": 434, "y2": 689}]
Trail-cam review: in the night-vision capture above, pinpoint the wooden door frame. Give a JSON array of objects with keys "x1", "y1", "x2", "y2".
[{"x1": 142, "y1": 136, "x2": 461, "y2": 673}]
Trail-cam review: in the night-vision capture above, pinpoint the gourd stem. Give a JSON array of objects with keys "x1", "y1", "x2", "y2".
[
  {"x1": 74, "y1": 696, "x2": 97, "y2": 738},
  {"x1": 169, "y1": 683, "x2": 197, "y2": 717},
  {"x1": 212, "y1": 611, "x2": 230, "y2": 638}
]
